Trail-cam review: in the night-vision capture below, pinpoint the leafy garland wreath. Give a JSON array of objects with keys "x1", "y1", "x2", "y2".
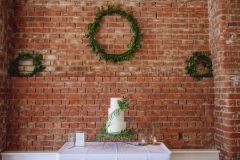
[
  {"x1": 186, "y1": 51, "x2": 213, "y2": 80},
  {"x1": 97, "y1": 97, "x2": 134, "y2": 141},
  {"x1": 85, "y1": 5, "x2": 141, "y2": 64},
  {"x1": 8, "y1": 51, "x2": 45, "y2": 77}
]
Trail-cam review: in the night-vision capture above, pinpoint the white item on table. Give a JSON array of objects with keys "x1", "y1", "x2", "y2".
[
  {"x1": 153, "y1": 137, "x2": 157, "y2": 143},
  {"x1": 75, "y1": 132, "x2": 85, "y2": 147},
  {"x1": 107, "y1": 98, "x2": 126, "y2": 133}
]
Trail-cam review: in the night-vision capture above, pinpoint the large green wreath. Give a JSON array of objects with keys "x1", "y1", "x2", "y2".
[
  {"x1": 85, "y1": 5, "x2": 141, "y2": 64},
  {"x1": 8, "y1": 51, "x2": 45, "y2": 77},
  {"x1": 186, "y1": 51, "x2": 213, "y2": 80}
]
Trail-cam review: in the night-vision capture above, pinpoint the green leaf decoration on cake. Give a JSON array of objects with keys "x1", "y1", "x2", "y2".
[
  {"x1": 109, "y1": 97, "x2": 130, "y2": 121},
  {"x1": 96, "y1": 96, "x2": 134, "y2": 141},
  {"x1": 97, "y1": 127, "x2": 134, "y2": 141}
]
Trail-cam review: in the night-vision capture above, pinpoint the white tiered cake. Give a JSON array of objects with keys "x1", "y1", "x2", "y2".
[{"x1": 107, "y1": 98, "x2": 126, "y2": 133}]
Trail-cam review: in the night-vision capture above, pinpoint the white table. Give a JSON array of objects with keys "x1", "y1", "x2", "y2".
[{"x1": 57, "y1": 142, "x2": 171, "y2": 160}]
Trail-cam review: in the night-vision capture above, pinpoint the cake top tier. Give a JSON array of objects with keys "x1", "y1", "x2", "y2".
[{"x1": 110, "y1": 98, "x2": 122, "y2": 109}]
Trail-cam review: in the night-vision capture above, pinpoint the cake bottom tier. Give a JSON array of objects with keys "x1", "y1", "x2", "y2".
[{"x1": 107, "y1": 122, "x2": 126, "y2": 133}]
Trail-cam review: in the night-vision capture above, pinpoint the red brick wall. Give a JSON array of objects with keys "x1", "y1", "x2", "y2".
[
  {"x1": 209, "y1": 0, "x2": 240, "y2": 159},
  {"x1": 0, "y1": 0, "x2": 12, "y2": 153},
  {"x1": 6, "y1": 0, "x2": 216, "y2": 151}
]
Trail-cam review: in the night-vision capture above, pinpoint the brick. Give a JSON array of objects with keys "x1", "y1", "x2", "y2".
[
  {"x1": 35, "y1": 17, "x2": 51, "y2": 22},
  {"x1": 62, "y1": 12, "x2": 76, "y2": 16},
  {"x1": 142, "y1": 2, "x2": 156, "y2": 7},
  {"x1": 51, "y1": 6, "x2": 67, "y2": 11},
  {"x1": 31, "y1": 83, "x2": 47, "y2": 87},
  {"x1": 33, "y1": 28, "x2": 50, "y2": 33},
  {"x1": 32, "y1": 94, "x2": 48, "y2": 99},
  {"x1": 14, "y1": 83, "x2": 31, "y2": 88},
  {"x1": 66, "y1": 105, "x2": 81, "y2": 110},
  {"x1": 67, "y1": 6, "x2": 83, "y2": 12},
  {"x1": 59, "y1": 23, "x2": 75, "y2": 28},
  {"x1": 45, "y1": 12, "x2": 61, "y2": 16},
  {"x1": 47, "y1": 94, "x2": 65, "y2": 99},
  {"x1": 51, "y1": 17, "x2": 67, "y2": 23},
  {"x1": 28, "y1": 11, "x2": 44, "y2": 16}
]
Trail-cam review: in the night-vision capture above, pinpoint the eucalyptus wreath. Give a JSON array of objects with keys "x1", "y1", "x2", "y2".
[
  {"x1": 186, "y1": 51, "x2": 213, "y2": 80},
  {"x1": 97, "y1": 97, "x2": 134, "y2": 141},
  {"x1": 8, "y1": 51, "x2": 45, "y2": 77},
  {"x1": 85, "y1": 5, "x2": 141, "y2": 64}
]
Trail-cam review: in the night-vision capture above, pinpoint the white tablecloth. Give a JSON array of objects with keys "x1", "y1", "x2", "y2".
[{"x1": 57, "y1": 142, "x2": 171, "y2": 160}]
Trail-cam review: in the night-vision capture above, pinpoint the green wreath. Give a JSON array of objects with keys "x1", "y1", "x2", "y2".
[
  {"x1": 85, "y1": 5, "x2": 141, "y2": 64},
  {"x1": 186, "y1": 51, "x2": 213, "y2": 81},
  {"x1": 8, "y1": 51, "x2": 45, "y2": 77}
]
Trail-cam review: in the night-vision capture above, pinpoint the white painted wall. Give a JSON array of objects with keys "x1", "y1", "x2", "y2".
[
  {"x1": 1, "y1": 149, "x2": 220, "y2": 160},
  {"x1": 171, "y1": 149, "x2": 220, "y2": 160},
  {"x1": 1, "y1": 151, "x2": 57, "y2": 160}
]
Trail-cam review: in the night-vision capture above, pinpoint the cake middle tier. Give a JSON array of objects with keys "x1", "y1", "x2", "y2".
[
  {"x1": 108, "y1": 108, "x2": 125, "y2": 123},
  {"x1": 107, "y1": 122, "x2": 126, "y2": 133}
]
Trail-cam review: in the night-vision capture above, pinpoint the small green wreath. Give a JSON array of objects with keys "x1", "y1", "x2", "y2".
[
  {"x1": 85, "y1": 5, "x2": 141, "y2": 64},
  {"x1": 186, "y1": 51, "x2": 213, "y2": 81},
  {"x1": 8, "y1": 51, "x2": 45, "y2": 77}
]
